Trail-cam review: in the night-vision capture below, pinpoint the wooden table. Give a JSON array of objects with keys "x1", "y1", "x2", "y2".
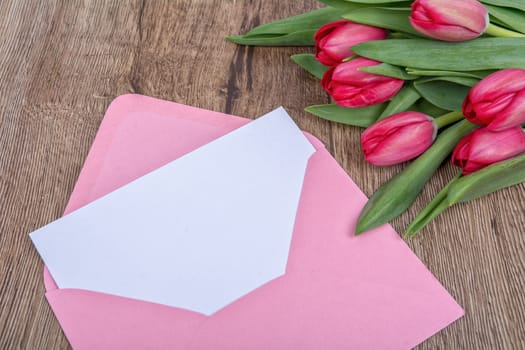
[{"x1": 1, "y1": 1, "x2": 523, "y2": 348}]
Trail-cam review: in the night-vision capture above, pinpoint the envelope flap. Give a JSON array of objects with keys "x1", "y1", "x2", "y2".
[{"x1": 65, "y1": 95, "x2": 325, "y2": 216}]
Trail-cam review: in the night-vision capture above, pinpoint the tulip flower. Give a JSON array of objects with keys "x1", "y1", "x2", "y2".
[
  {"x1": 361, "y1": 112, "x2": 437, "y2": 166},
  {"x1": 462, "y1": 68, "x2": 525, "y2": 131},
  {"x1": 409, "y1": 0, "x2": 489, "y2": 42},
  {"x1": 321, "y1": 57, "x2": 404, "y2": 108},
  {"x1": 314, "y1": 20, "x2": 387, "y2": 66},
  {"x1": 452, "y1": 126, "x2": 525, "y2": 175}
]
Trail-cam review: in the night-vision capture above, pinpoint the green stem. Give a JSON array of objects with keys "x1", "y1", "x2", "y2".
[
  {"x1": 404, "y1": 172, "x2": 461, "y2": 237},
  {"x1": 485, "y1": 23, "x2": 525, "y2": 38},
  {"x1": 434, "y1": 111, "x2": 464, "y2": 129}
]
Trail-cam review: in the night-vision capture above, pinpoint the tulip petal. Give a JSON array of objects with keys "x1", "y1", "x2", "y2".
[
  {"x1": 452, "y1": 127, "x2": 525, "y2": 174},
  {"x1": 470, "y1": 93, "x2": 514, "y2": 119},
  {"x1": 410, "y1": 0, "x2": 488, "y2": 41},
  {"x1": 315, "y1": 20, "x2": 387, "y2": 65},
  {"x1": 322, "y1": 58, "x2": 404, "y2": 108},
  {"x1": 314, "y1": 20, "x2": 347, "y2": 41},
  {"x1": 322, "y1": 22, "x2": 386, "y2": 62},
  {"x1": 362, "y1": 112, "x2": 436, "y2": 166},
  {"x1": 339, "y1": 79, "x2": 403, "y2": 108},
  {"x1": 365, "y1": 122, "x2": 435, "y2": 165},
  {"x1": 489, "y1": 89, "x2": 525, "y2": 130},
  {"x1": 451, "y1": 133, "x2": 473, "y2": 169},
  {"x1": 416, "y1": 0, "x2": 488, "y2": 33},
  {"x1": 468, "y1": 69, "x2": 525, "y2": 103},
  {"x1": 409, "y1": 18, "x2": 481, "y2": 41},
  {"x1": 463, "y1": 69, "x2": 525, "y2": 129},
  {"x1": 332, "y1": 58, "x2": 384, "y2": 83},
  {"x1": 471, "y1": 127, "x2": 525, "y2": 161}
]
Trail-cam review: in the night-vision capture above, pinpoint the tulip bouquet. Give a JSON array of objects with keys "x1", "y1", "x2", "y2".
[{"x1": 228, "y1": 0, "x2": 525, "y2": 236}]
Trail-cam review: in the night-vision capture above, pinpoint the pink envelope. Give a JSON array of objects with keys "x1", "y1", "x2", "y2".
[{"x1": 43, "y1": 94, "x2": 463, "y2": 349}]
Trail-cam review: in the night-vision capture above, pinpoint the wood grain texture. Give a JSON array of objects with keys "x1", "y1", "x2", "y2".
[{"x1": 0, "y1": 0, "x2": 523, "y2": 348}]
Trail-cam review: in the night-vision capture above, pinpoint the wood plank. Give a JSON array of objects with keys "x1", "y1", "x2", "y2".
[{"x1": 0, "y1": 0, "x2": 523, "y2": 348}]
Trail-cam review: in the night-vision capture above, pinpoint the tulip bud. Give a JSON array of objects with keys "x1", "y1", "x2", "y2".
[
  {"x1": 321, "y1": 57, "x2": 404, "y2": 108},
  {"x1": 409, "y1": 0, "x2": 489, "y2": 42},
  {"x1": 361, "y1": 112, "x2": 437, "y2": 166},
  {"x1": 314, "y1": 20, "x2": 388, "y2": 66},
  {"x1": 463, "y1": 68, "x2": 525, "y2": 131},
  {"x1": 452, "y1": 126, "x2": 525, "y2": 175}
]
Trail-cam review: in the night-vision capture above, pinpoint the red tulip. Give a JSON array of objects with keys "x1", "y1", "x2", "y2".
[
  {"x1": 361, "y1": 112, "x2": 437, "y2": 166},
  {"x1": 463, "y1": 69, "x2": 525, "y2": 131},
  {"x1": 409, "y1": 0, "x2": 489, "y2": 42},
  {"x1": 452, "y1": 126, "x2": 525, "y2": 175},
  {"x1": 321, "y1": 57, "x2": 404, "y2": 108},
  {"x1": 314, "y1": 20, "x2": 387, "y2": 66}
]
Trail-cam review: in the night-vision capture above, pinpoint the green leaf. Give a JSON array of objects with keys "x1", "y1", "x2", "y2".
[
  {"x1": 405, "y1": 143, "x2": 525, "y2": 236},
  {"x1": 346, "y1": 0, "x2": 411, "y2": 3},
  {"x1": 319, "y1": 0, "x2": 412, "y2": 9},
  {"x1": 227, "y1": 7, "x2": 345, "y2": 46},
  {"x1": 481, "y1": 0, "x2": 525, "y2": 12},
  {"x1": 489, "y1": 15, "x2": 513, "y2": 28},
  {"x1": 355, "y1": 120, "x2": 477, "y2": 235},
  {"x1": 413, "y1": 78, "x2": 475, "y2": 111},
  {"x1": 417, "y1": 76, "x2": 479, "y2": 87},
  {"x1": 406, "y1": 68, "x2": 495, "y2": 79},
  {"x1": 227, "y1": 30, "x2": 317, "y2": 46},
  {"x1": 316, "y1": 0, "x2": 366, "y2": 11},
  {"x1": 305, "y1": 103, "x2": 385, "y2": 127},
  {"x1": 352, "y1": 38, "x2": 525, "y2": 71},
  {"x1": 404, "y1": 172, "x2": 461, "y2": 237},
  {"x1": 343, "y1": 8, "x2": 421, "y2": 36},
  {"x1": 318, "y1": 0, "x2": 362, "y2": 10},
  {"x1": 409, "y1": 99, "x2": 450, "y2": 117},
  {"x1": 244, "y1": 7, "x2": 342, "y2": 37},
  {"x1": 290, "y1": 54, "x2": 329, "y2": 79},
  {"x1": 405, "y1": 149, "x2": 525, "y2": 236},
  {"x1": 378, "y1": 84, "x2": 420, "y2": 120},
  {"x1": 485, "y1": 4, "x2": 525, "y2": 34},
  {"x1": 360, "y1": 63, "x2": 418, "y2": 80},
  {"x1": 448, "y1": 152, "x2": 525, "y2": 203}
]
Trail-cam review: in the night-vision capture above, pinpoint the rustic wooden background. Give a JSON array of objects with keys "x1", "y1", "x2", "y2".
[{"x1": 0, "y1": 0, "x2": 523, "y2": 348}]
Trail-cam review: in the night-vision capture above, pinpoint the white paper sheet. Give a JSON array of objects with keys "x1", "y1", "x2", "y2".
[{"x1": 30, "y1": 107, "x2": 315, "y2": 315}]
